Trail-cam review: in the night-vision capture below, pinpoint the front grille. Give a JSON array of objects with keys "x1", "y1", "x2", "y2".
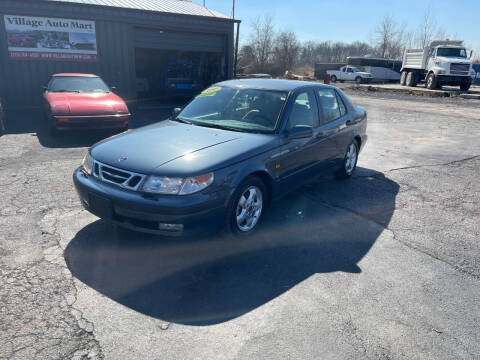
[
  {"x1": 450, "y1": 63, "x2": 470, "y2": 75},
  {"x1": 93, "y1": 160, "x2": 146, "y2": 191}
]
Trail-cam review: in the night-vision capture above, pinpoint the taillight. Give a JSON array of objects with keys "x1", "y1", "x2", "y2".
[{"x1": 167, "y1": 83, "x2": 176, "y2": 88}]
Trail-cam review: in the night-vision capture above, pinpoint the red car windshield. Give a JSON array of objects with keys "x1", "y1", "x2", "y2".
[{"x1": 48, "y1": 77, "x2": 110, "y2": 93}]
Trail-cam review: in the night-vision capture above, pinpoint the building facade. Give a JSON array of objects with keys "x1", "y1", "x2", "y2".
[{"x1": 0, "y1": 0, "x2": 236, "y2": 109}]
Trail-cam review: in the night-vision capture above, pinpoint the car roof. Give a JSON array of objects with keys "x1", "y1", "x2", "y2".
[
  {"x1": 216, "y1": 78, "x2": 334, "y2": 92},
  {"x1": 52, "y1": 73, "x2": 99, "y2": 77}
]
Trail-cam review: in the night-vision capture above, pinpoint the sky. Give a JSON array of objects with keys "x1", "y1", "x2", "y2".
[{"x1": 192, "y1": 0, "x2": 480, "y2": 50}]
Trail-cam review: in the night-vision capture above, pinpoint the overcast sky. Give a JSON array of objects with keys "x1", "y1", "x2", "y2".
[{"x1": 192, "y1": 0, "x2": 480, "y2": 50}]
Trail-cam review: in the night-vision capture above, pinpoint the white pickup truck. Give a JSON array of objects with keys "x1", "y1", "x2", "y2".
[{"x1": 327, "y1": 66, "x2": 373, "y2": 84}]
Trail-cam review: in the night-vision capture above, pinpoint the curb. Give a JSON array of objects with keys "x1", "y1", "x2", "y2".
[{"x1": 347, "y1": 84, "x2": 480, "y2": 100}]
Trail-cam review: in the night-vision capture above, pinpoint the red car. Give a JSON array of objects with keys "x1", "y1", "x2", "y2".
[{"x1": 43, "y1": 73, "x2": 130, "y2": 134}]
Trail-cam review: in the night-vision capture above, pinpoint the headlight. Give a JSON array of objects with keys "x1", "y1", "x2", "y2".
[
  {"x1": 81, "y1": 151, "x2": 94, "y2": 175},
  {"x1": 141, "y1": 173, "x2": 214, "y2": 195}
]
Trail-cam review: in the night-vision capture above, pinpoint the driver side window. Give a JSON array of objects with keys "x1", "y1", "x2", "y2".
[{"x1": 287, "y1": 90, "x2": 319, "y2": 130}]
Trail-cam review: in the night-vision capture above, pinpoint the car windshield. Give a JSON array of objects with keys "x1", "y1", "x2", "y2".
[
  {"x1": 436, "y1": 47, "x2": 467, "y2": 58},
  {"x1": 48, "y1": 76, "x2": 110, "y2": 93},
  {"x1": 177, "y1": 86, "x2": 288, "y2": 133}
]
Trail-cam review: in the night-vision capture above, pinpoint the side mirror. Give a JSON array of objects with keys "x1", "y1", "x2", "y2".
[
  {"x1": 469, "y1": 50, "x2": 473, "y2": 59},
  {"x1": 41, "y1": 86, "x2": 47, "y2": 92},
  {"x1": 172, "y1": 107, "x2": 182, "y2": 118},
  {"x1": 287, "y1": 125, "x2": 314, "y2": 140}
]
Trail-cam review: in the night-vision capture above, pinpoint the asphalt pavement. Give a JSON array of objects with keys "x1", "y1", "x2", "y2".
[{"x1": 0, "y1": 90, "x2": 479, "y2": 359}]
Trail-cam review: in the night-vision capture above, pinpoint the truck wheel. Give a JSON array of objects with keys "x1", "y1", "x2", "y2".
[
  {"x1": 400, "y1": 71, "x2": 408, "y2": 86},
  {"x1": 400, "y1": 71, "x2": 407, "y2": 86},
  {"x1": 330, "y1": 75, "x2": 337, "y2": 83},
  {"x1": 426, "y1": 73, "x2": 437, "y2": 90},
  {"x1": 355, "y1": 76, "x2": 363, "y2": 84},
  {"x1": 406, "y1": 72, "x2": 416, "y2": 87},
  {"x1": 460, "y1": 82, "x2": 471, "y2": 91}
]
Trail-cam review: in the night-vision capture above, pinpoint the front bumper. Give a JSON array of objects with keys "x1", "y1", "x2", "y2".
[
  {"x1": 54, "y1": 114, "x2": 129, "y2": 131},
  {"x1": 436, "y1": 75, "x2": 472, "y2": 84},
  {"x1": 73, "y1": 168, "x2": 228, "y2": 236}
]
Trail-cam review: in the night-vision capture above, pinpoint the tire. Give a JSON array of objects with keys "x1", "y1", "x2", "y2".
[
  {"x1": 426, "y1": 73, "x2": 437, "y2": 90},
  {"x1": 44, "y1": 113, "x2": 59, "y2": 136},
  {"x1": 225, "y1": 176, "x2": 267, "y2": 237},
  {"x1": 335, "y1": 140, "x2": 359, "y2": 179},
  {"x1": 406, "y1": 72, "x2": 416, "y2": 87},
  {"x1": 400, "y1": 71, "x2": 407, "y2": 86},
  {"x1": 460, "y1": 82, "x2": 471, "y2": 91},
  {"x1": 330, "y1": 75, "x2": 337, "y2": 83},
  {"x1": 355, "y1": 76, "x2": 363, "y2": 84}
]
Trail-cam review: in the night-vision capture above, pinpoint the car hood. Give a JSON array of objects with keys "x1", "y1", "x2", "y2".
[
  {"x1": 45, "y1": 91, "x2": 128, "y2": 116},
  {"x1": 91, "y1": 121, "x2": 278, "y2": 176}
]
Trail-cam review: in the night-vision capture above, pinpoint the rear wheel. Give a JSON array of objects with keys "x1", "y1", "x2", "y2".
[
  {"x1": 330, "y1": 75, "x2": 337, "y2": 83},
  {"x1": 406, "y1": 72, "x2": 416, "y2": 87},
  {"x1": 335, "y1": 141, "x2": 359, "y2": 179},
  {"x1": 226, "y1": 176, "x2": 267, "y2": 237},
  {"x1": 400, "y1": 71, "x2": 407, "y2": 86}
]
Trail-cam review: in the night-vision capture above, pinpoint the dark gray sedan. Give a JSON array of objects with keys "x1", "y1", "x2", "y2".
[{"x1": 73, "y1": 79, "x2": 367, "y2": 236}]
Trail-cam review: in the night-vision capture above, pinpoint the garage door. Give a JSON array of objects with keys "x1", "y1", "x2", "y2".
[{"x1": 134, "y1": 27, "x2": 225, "y2": 53}]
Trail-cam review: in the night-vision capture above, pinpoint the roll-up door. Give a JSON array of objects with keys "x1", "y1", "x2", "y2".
[{"x1": 134, "y1": 27, "x2": 225, "y2": 53}]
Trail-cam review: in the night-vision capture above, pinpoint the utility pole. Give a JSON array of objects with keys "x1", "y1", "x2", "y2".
[
  {"x1": 203, "y1": 0, "x2": 205, "y2": 7},
  {"x1": 232, "y1": 0, "x2": 235, "y2": 19}
]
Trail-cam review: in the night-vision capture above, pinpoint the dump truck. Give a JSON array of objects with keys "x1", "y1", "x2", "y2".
[{"x1": 400, "y1": 40, "x2": 475, "y2": 91}]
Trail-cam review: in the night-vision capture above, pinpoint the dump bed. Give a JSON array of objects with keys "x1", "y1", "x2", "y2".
[{"x1": 402, "y1": 49, "x2": 428, "y2": 70}]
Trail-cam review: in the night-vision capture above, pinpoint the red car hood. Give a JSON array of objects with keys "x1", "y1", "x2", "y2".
[{"x1": 45, "y1": 92, "x2": 129, "y2": 116}]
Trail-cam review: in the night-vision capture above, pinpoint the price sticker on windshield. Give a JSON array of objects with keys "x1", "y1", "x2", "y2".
[{"x1": 196, "y1": 86, "x2": 222, "y2": 98}]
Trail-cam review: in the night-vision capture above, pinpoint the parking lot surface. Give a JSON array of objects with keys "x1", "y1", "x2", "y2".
[{"x1": 1, "y1": 91, "x2": 479, "y2": 359}]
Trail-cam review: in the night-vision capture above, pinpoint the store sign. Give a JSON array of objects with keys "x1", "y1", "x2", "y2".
[{"x1": 4, "y1": 15, "x2": 98, "y2": 62}]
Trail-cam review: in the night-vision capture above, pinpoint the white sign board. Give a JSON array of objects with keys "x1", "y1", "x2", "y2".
[{"x1": 4, "y1": 14, "x2": 98, "y2": 62}]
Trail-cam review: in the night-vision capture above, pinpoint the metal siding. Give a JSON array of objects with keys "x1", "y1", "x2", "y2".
[{"x1": 0, "y1": 0, "x2": 234, "y2": 109}]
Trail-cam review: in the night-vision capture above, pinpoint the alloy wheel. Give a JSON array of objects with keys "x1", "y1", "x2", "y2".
[
  {"x1": 236, "y1": 186, "x2": 263, "y2": 232},
  {"x1": 345, "y1": 143, "x2": 358, "y2": 175}
]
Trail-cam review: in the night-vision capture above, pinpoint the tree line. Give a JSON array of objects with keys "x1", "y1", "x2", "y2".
[{"x1": 238, "y1": 11, "x2": 479, "y2": 76}]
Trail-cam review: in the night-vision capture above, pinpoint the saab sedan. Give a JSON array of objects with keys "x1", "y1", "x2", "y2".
[{"x1": 73, "y1": 79, "x2": 367, "y2": 237}]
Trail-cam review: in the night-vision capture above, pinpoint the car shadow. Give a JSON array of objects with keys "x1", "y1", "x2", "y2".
[
  {"x1": 3, "y1": 108, "x2": 174, "y2": 148},
  {"x1": 65, "y1": 168, "x2": 399, "y2": 326}
]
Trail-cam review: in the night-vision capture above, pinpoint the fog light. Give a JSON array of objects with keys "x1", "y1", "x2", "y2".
[{"x1": 158, "y1": 223, "x2": 184, "y2": 232}]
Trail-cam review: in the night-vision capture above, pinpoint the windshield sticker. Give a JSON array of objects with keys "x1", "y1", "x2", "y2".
[{"x1": 196, "y1": 86, "x2": 222, "y2": 98}]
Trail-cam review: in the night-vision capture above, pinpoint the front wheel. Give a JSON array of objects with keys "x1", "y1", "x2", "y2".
[
  {"x1": 355, "y1": 76, "x2": 363, "y2": 84},
  {"x1": 460, "y1": 82, "x2": 471, "y2": 91},
  {"x1": 330, "y1": 75, "x2": 337, "y2": 83},
  {"x1": 335, "y1": 141, "x2": 359, "y2": 179},
  {"x1": 226, "y1": 176, "x2": 267, "y2": 237},
  {"x1": 426, "y1": 73, "x2": 437, "y2": 90}
]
